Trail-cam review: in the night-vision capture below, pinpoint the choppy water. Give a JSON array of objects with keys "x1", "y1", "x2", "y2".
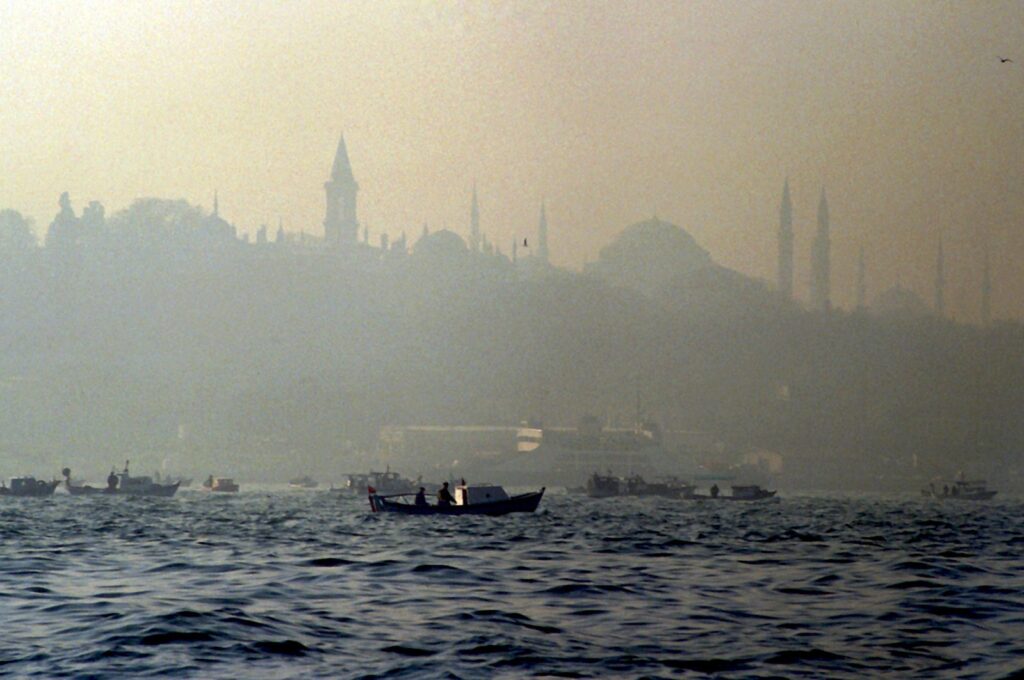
[{"x1": 2, "y1": 489, "x2": 1023, "y2": 679}]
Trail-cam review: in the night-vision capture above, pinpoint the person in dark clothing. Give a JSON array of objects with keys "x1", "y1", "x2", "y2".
[
  {"x1": 710, "y1": 483, "x2": 720, "y2": 498},
  {"x1": 437, "y1": 482, "x2": 455, "y2": 507},
  {"x1": 415, "y1": 487, "x2": 428, "y2": 506}
]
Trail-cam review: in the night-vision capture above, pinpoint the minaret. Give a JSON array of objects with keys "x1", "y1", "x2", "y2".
[
  {"x1": 537, "y1": 200, "x2": 549, "y2": 263},
  {"x1": 981, "y1": 242, "x2": 991, "y2": 326},
  {"x1": 856, "y1": 246, "x2": 866, "y2": 309},
  {"x1": 469, "y1": 183, "x2": 480, "y2": 253},
  {"x1": 935, "y1": 238, "x2": 945, "y2": 317},
  {"x1": 213, "y1": 191, "x2": 219, "y2": 217},
  {"x1": 810, "y1": 187, "x2": 831, "y2": 312},
  {"x1": 323, "y1": 133, "x2": 359, "y2": 248},
  {"x1": 777, "y1": 179, "x2": 794, "y2": 300}
]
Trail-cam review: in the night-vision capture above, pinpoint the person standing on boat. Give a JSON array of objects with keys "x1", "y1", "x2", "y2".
[
  {"x1": 437, "y1": 482, "x2": 455, "y2": 507},
  {"x1": 415, "y1": 487, "x2": 428, "y2": 506}
]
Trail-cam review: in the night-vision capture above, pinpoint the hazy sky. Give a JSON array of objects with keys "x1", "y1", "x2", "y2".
[{"x1": 2, "y1": 1, "x2": 1022, "y2": 320}]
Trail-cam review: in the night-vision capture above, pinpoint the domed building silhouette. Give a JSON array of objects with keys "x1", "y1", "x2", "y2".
[
  {"x1": 413, "y1": 229, "x2": 469, "y2": 260},
  {"x1": 871, "y1": 281, "x2": 930, "y2": 317},
  {"x1": 584, "y1": 216, "x2": 712, "y2": 296}
]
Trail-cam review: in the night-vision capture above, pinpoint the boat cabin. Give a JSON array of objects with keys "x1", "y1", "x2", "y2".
[
  {"x1": 10, "y1": 477, "x2": 45, "y2": 492},
  {"x1": 454, "y1": 484, "x2": 509, "y2": 506},
  {"x1": 211, "y1": 478, "x2": 239, "y2": 492}
]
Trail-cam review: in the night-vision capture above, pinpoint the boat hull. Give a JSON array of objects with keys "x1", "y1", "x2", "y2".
[
  {"x1": 123, "y1": 482, "x2": 180, "y2": 497},
  {"x1": 369, "y1": 488, "x2": 545, "y2": 516},
  {"x1": 921, "y1": 491, "x2": 997, "y2": 501},
  {"x1": 66, "y1": 482, "x2": 179, "y2": 497},
  {"x1": 685, "y1": 490, "x2": 777, "y2": 501}
]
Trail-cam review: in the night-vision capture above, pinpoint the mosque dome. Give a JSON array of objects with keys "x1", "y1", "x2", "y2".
[
  {"x1": 872, "y1": 282, "x2": 930, "y2": 316},
  {"x1": 584, "y1": 217, "x2": 713, "y2": 296},
  {"x1": 413, "y1": 229, "x2": 469, "y2": 259}
]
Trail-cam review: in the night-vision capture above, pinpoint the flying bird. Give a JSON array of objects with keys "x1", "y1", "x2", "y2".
[{"x1": 999, "y1": 56, "x2": 1013, "y2": 63}]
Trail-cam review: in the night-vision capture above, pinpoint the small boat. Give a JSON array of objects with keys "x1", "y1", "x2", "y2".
[
  {"x1": 685, "y1": 484, "x2": 777, "y2": 501},
  {"x1": 585, "y1": 472, "x2": 693, "y2": 499},
  {"x1": 343, "y1": 467, "x2": 419, "y2": 495},
  {"x1": 288, "y1": 475, "x2": 319, "y2": 489},
  {"x1": 62, "y1": 467, "x2": 107, "y2": 495},
  {"x1": 0, "y1": 476, "x2": 60, "y2": 497},
  {"x1": 154, "y1": 471, "x2": 192, "y2": 488},
  {"x1": 921, "y1": 477, "x2": 996, "y2": 501},
  {"x1": 63, "y1": 464, "x2": 179, "y2": 497},
  {"x1": 202, "y1": 475, "x2": 239, "y2": 493},
  {"x1": 369, "y1": 483, "x2": 545, "y2": 516},
  {"x1": 116, "y1": 462, "x2": 180, "y2": 497}
]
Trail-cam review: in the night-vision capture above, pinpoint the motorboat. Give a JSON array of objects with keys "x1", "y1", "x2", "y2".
[
  {"x1": 0, "y1": 476, "x2": 60, "y2": 497},
  {"x1": 202, "y1": 475, "x2": 239, "y2": 493},
  {"x1": 369, "y1": 483, "x2": 545, "y2": 516},
  {"x1": 288, "y1": 475, "x2": 319, "y2": 489},
  {"x1": 585, "y1": 472, "x2": 694, "y2": 498},
  {"x1": 116, "y1": 462, "x2": 180, "y2": 497},
  {"x1": 922, "y1": 477, "x2": 996, "y2": 501},
  {"x1": 343, "y1": 467, "x2": 419, "y2": 495},
  {"x1": 684, "y1": 484, "x2": 777, "y2": 501},
  {"x1": 63, "y1": 464, "x2": 179, "y2": 497},
  {"x1": 62, "y1": 467, "x2": 107, "y2": 495}
]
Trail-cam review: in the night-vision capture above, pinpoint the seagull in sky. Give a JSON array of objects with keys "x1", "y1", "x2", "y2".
[{"x1": 998, "y1": 56, "x2": 1013, "y2": 63}]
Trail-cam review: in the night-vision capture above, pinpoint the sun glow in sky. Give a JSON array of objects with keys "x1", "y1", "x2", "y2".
[{"x1": 2, "y1": 0, "x2": 1023, "y2": 320}]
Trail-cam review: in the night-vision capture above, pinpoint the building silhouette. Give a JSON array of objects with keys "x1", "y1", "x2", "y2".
[
  {"x1": 777, "y1": 179, "x2": 793, "y2": 300},
  {"x1": 537, "y1": 200, "x2": 549, "y2": 264},
  {"x1": 981, "y1": 242, "x2": 991, "y2": 326},
  {"x1": 469, "y1": 183, "x2": 480, "y2": 253},
  {"x1": 323, "y1": 133, "x2": 359, "y2": 249},
  {"x1": 809, "y1": 187, "x2": 831, "y2": 312},
  {"x1": 856, "y1": 245, "x2": 866, "y2": 309}
]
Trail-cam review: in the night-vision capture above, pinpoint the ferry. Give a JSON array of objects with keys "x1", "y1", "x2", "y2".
[{"x1": 508, "y1": 416, "x2": 666, "y2": 487}]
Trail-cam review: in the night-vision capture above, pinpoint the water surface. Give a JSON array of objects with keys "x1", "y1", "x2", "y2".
[{"x1": 1, "y1": 489, "x2": 1022, "y2": 678}]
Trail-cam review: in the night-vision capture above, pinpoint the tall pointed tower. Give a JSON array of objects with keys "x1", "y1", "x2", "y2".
[
  {"x1": 323, "y1": 133, "x2": 359, "y2": 248},
  {"x1": 856, "y1": 246, "x2": 866, "y2": 309},
  {"x1": 469, "y1": 183, "x2": 480, "y2": 253},
  {"x1": 981, "y1": 242, "x2": 991, "y2": 326},
  {"x1": 935, "y1": 238, "x2": 945, "y2": 317},
  {"x1": 810, "y1": 187, "x2": 831, "y2": 312},
  {"x1": 777, "y1": 179, "x2": 794, "y2": 300},
  {"x1": 537, "y1": 200, "x2": 549, "y2": 263}
]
